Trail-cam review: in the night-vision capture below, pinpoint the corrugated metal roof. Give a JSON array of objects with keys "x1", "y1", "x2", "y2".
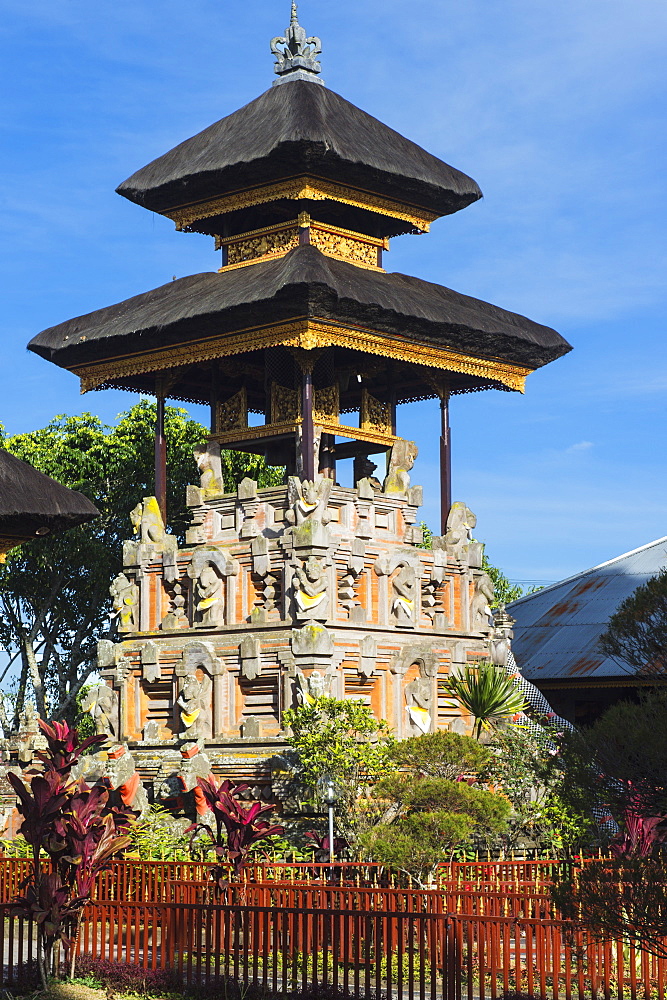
[{"x1": 509, "y1": 537, "x2": 667, "y2": 680}]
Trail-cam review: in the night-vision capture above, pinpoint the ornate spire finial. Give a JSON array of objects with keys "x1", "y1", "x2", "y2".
[{"x1": 270, "y1": 3, "x2": 324, "y2": 87}]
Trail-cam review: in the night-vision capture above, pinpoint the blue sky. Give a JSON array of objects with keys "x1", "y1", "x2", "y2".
[{"x1": 1, "y1": 0, "x2": 665, "y2": 584}]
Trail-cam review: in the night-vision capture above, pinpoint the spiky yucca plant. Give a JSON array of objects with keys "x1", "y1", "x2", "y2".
[{"x1": 445, "y1": 661, "x2": 528, "y2": 739}]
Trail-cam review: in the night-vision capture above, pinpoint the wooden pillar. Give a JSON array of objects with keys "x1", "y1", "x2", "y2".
[
  {"x1": 300, "y1": 362, "x2": 315, "y2": 481},
  {"x1": 210, "y1": 366, "x2": 218, "y2": 434},
  {"x1": 319, "y1": 433, "x2": 336, "y2": 480},
  {"x1": 155, "y1": 389, "x2": 167, "y2": 524},
  {"x1": 440, "y1": 390, "x2": 452, "y2": 535}
]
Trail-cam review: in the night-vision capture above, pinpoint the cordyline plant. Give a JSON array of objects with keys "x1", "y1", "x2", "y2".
[
  {"x1": 445, "y1": 661, "x2": 528, "y2": 739},
  {"x1": 7, "y1": 720, "x2": 135, "y2": 987},
  {"x1": 188, "y1": 776, "x2": 283, "y2": 883}
]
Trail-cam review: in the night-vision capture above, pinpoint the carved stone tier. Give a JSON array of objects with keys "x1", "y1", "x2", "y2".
[{"x1": 99, "y1": 476, "x2": 493, "y2": 805}]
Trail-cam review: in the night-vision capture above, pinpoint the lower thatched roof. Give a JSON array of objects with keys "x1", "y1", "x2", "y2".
[
  {"x1": 0, "y1": 450, "x2": 99, "y2": 538},
  {"x1": 28, "y1": 246, "x2": 571, "y2": 381}
]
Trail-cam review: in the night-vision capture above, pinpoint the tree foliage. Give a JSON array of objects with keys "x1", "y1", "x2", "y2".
[
  {"x1": 283, "y1": 697, "x2": 394, "y2": 844},
  {"x1": 0, "y1": 402, "x2": 282, "y2": 727},
  {"x1": 552, "y1": 857, "x2": 667, "y2": 959},
  {"x1": 483, "y1": 725, "x2": 593, "y2": 853},
  {"x1": 557, "y1": 690, "x2": 667, "y2": 826},
  {"x1": 387, "y1": 730, "x2": 490, "y2": 780},
  {"x1": 598, "y1": 569, "x2": 667, "y2": 676},
  {"x1": 361, "y1": 771, "x2": 510, "y2": 884}
]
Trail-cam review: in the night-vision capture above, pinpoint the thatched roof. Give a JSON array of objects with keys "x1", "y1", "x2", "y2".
[
  {"x1": 117, "y1": 82, "x2": 482, "y2": 223},
  {"x1": 29, "y1": 247, "x2": 570, "y2": 383},
  {"x1": 0, "y1": 450, "x2": 99, "y2": 539}
]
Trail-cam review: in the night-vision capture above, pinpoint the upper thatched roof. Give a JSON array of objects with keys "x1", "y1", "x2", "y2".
[
  {"x1": 116, "y1": 82, "x2": 482, "y2": 222},
  {"x1": 28, "y1": 246, "x2": 570, "y2": 382},
  {"x1": 0, "y1": 450, "x2": 99, "y2": 539}
]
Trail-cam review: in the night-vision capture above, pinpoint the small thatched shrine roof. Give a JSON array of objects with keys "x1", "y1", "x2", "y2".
[
  {"x1": 28, "y1": 246, "x2": 571, "y2": 406},
  {"x1": 116, "y1": 82, "x2": 482, "y2": 235},
  {"x1": 0, "y1": 449, "x2": 99, "y2": 540}
]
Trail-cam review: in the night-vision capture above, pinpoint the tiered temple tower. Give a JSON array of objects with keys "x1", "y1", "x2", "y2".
[{"x1": 27, "y1": 7, "x2": 571, "y2": 805}]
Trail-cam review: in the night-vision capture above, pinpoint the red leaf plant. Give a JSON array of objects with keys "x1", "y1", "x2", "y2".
[
  {"x1": 612, "y1": 808, "x2": 667, "y2": 858},
  {"x1": 304, "y1": 829, "x2": 348, "y2": 862},
  {"x1": 7, "y1": 720, "x2": 134, "y2": 986},
  {"x1": 188, "y1": 776, "x2": 284, "y2": 881}
]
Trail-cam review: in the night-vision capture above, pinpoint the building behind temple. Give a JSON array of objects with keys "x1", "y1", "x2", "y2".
[{"x1": 23, "y1": 5, "x2": 571, "y2": 813}]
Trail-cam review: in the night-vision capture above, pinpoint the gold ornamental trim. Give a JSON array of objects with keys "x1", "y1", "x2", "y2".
[
  {"x1": 76, "y1": 318, "x2": 532, "y2": 394},
  {"x1": 216, "y1": 217, "x2": 388, "y2": 273},
  {"x1": 210, "y1": 418, "x2": 396, "y2": 450},
  {"x1": 165, "y1": 176, "x2": 436, "y2": 233},
  {"x1": 215, "y1": 218, "x2": 388, "y2": 249}
]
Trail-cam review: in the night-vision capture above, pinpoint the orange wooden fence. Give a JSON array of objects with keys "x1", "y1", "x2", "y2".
[{"x1": 2, "y1": 899, "x2": 667, "y2": 1000}]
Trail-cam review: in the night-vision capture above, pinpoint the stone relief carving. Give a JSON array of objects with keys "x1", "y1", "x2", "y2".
[
  {"x1": 488, "y1": 605, "x2": 515, "y2": 667},
  {"x1": 294, "y1": 667, "x2": 334, "y2": 705},
  {"x1": 405, "y1": 676, "x2": 433, "y2": 735},
  {"x1": 140, "y1": 641, "x2": 161, "y2": 684},
  {"x1": 471, "y1": 573, "x2": 495, "y2": 633},
  {"x1": 293, "y1": 555, "x2": 329, "y2": 621},
  {"x1": 339, "y1": 537, "x2": 365, "y2": 620},
  {"x1": 178, "y1": 742, "x2": 213, "y2": 795},
  {"x1": 359, "y1": 635, "x2": 377, "y2": 679},
  {"x1": 391, "y1": 643, "x2": 438, "y2": 679},
  {"x1": 240, "y1": 634, "x2": 262, "y2": 681},
  {"x1": 237, "y1": 478, "x2": 261, "y2": 539},
  {"x1": 177, "y1": 673, "x2": 212, "y2": 740},
  {"x1": 187, "y1": 547, "x2": 238, "y2": 627},
  {"x1": 194, "y1": 441, "x2": 224, "y2": 497},
  {"x1": 286, "y1": 477, "x2": 332, "y2": 526},
  {"x1": 444, "y1": 502, "x2": 477, "y2": 563},
  {"x1": 161, "y1": 576, "x2": 189, "y2": 631},
  {"x1": 383, "y1": 439, "x2": 418, "y2": 496},
  {"x1": 391, "y1": 563, "x2": 418, "y2": 624},
  {"x1": 130, "y1": 496, "x2": 166, "y2": 546},
  {"x1": 126, "y1": 496, "x2": 178, "y2": 582},
  {"x1": 81, "y1": 682, "x2": 117, "y2": 738},
  {"x1": 74, "y1": 744, "x2": 148, "y2": 816},
  {"x1": 110, "y1": 572, "x2": 139, "y2": 632}
]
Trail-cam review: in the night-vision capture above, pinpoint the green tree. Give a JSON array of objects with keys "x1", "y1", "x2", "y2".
[
  {"x1": 360, "y1": 773, "x2": 510, "y2": 885},
  {"x1": 483, "y1": 725, "x2": 593, "y2": 853},
  {"x1": 0, "y1": 402, "x2": 282, "y2": 727},
  {"x1": 445, "y1": 661, "x2": 528, "y2": 738},
  {"x1": 387, "y1": 730, "x2": 490, "y2": 779},
  {"x1": 557, "y1": 690, "x2": 667, "y2": 823},
  {"x1": 598, "y1": 569, "x2": 667, "y2": 676},
  {"x1": 283, "y1": 697, "x2": 394, "y2": 844}
]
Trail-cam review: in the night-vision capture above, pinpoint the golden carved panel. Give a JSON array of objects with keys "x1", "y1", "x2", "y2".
[
  {"x1": 361, "y1": 388, "x2": 392, "y2": 435},
  {"x1": 314, "y1": 384, "x2": 340, "y2": 423},
  {"x1": 166, "y1": 176, "x2": 436, "y2": 233},
  {"x1": 271, "y1": 383, "x2": 300, "y2": 423},
  {"x1": 211, "y1": 418, "x2": 395, "y2": 449},
  {"x1": 310, "y1": 228, "x2": 378, "y2": 268},
  {"x1": 227, "y1": 228, "x2": 300, "y2": 266},
  {"x1": 77, "y1": 318, "x2": 532, "y2": 395},
  {"x1": 216, "y1": 387, "x2": 248, "y2": 432}
]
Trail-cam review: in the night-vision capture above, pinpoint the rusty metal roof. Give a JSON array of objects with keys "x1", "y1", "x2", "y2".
[{"x1": 509, "y1": 537, "x2": 667, "y2": 680}]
